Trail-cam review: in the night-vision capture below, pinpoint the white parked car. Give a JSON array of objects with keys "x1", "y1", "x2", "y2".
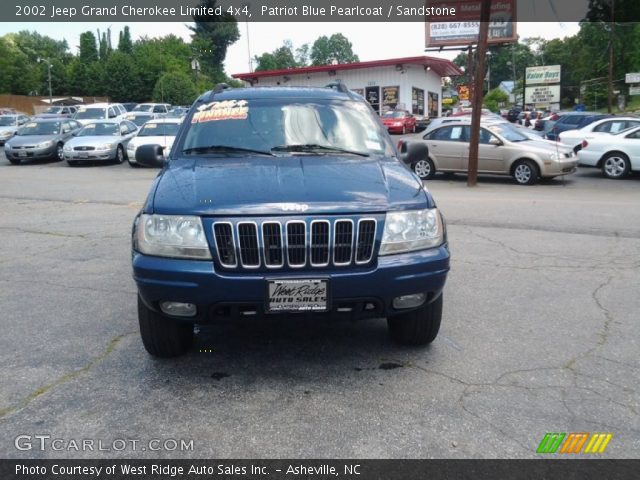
[
  {"x1": 557, "y1": 117, "x2": 640, "y2": 152},
  {"x1": 577, "y1": 125, "x2": 640, "y2": 179},
  {"x1": 73, "y1": 103, "x2": 127, "y2": 125},
  {"x1": 126, "y1": 117, "x2": 182, "y2": 167}
]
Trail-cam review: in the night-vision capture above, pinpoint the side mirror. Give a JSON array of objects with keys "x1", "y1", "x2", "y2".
[
  {"x1": 489, "y1": 137, "x2": 502, "y2": 146},
  {"x1": 398, "y1": 141, "x2": 429, "y2": 166},
  {"x1": 136, "y1": 144, "x2": 167, "y2": 168}
]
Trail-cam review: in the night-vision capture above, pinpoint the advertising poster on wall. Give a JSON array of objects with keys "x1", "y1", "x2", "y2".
[
  {"x1": 382, "y1": 86, "x2": 400, "y2": 110},
  {"x1": 365, "y1": 86, "x2": 380, "y2": 113}
]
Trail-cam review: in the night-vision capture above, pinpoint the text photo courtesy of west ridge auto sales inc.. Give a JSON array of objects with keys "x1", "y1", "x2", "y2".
[{"x1": 0, "y1": 0, "x2": 639, "y2": 478}]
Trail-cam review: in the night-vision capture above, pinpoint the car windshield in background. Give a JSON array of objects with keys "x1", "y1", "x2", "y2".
[
  {"x1": 131, "y1": 116, "x2": 153, "y2": 126},
  {"x1": 133, "y1": 105, "x2": 154, "y2": 112},
  {"x1": 44, "y1": 107, "x2": 62, "y2": 114},
  {"x1": 383, "y1": 111, "x2": 404, "y2": 118},
  {"x1": 181, "y1": 98, "x2": 394, "y2": 157},
  {"x1": 0, "y1": 116, "x2": 17, "y2": 126},
  {"x1": 18, "y1": 122, "x2": 60, "y2": 135},
  {"x1": 138, "y1": 123, "x2": 180, "y2": 137},
  {"x1": 77, "y1": 123, "x2": 119, "y2": 136},
  {"x1": 75, "y1": 108, "x2": 106, "y2": 119},
  {"x1": 486, "y1": 123, "x2": 528, "y2": 142}
]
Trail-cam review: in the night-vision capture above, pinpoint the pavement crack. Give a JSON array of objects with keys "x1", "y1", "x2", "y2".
[{"x1": 0, "y1": 331, "x2": 137, "y2": 420}]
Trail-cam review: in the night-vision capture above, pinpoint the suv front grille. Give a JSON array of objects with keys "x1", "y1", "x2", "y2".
[{"x1": 212, "y1": 217, "x2": 378, "y2": 270}]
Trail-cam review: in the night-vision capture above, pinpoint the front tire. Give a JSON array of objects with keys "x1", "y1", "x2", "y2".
[
  {"x1": 512, "y1": 160, "x2": 539, "y2": 185},
  {"x1": 138, "y1": 295, "x2": 194, "y2": 358},
  {"x1": 413, "y1": 158, "x2": 436, "y2": 180},
  {"x1": 601, "y1": 152, "x2": 630, "y2": 179},
  {"x1": 387, "y1": 294, "x2": 443, "y2": 346},
  {"x1": 115, "y1": 145, "x2": 125, "y2": 164},
  {"x1": 56, "y1": 143, "x2": 64, "y2": 161}
]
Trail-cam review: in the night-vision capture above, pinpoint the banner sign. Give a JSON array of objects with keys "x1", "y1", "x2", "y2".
[
  {"x1": 525, "y1": 85, "x2": 561, "y2": 105},
  {"x1": 425, "y1": 0, "x2": 517, "y2": 47},
  {"x1": 525, "y1": 65, "x2": 562, "y2": 85},
  {"x1": 625, "y1": 73, "x2": 640, "y2": 84}
]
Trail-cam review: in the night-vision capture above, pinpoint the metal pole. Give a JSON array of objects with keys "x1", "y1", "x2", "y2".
[
  {"x1": 467, "y1": 0, "x2": 491, "y2": 187},
  {"x1": 607, "y1": 0, "x2": 615, "y2": 113},
  {"x1": 48, "y1": 62, "x2": 52, "y2": 104}
]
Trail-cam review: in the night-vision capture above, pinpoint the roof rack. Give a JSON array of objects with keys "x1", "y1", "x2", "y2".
[
  {"x1": 203, "y1": 83, "x2": 232, "y2": 103},
  {"x1": 325, "y1": 81, "x2": 349, "y2": 94}
]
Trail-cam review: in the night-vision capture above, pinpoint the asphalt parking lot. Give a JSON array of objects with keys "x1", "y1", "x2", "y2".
[{"x1": 0, "y1": 148, "x2": 638, "y2": 459}]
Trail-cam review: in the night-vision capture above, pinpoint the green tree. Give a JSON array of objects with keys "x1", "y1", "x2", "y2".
[
  {"x1": 310, "y1": 33, "x2": 359, "y2": 66},
  {"x1": 103, "y1": 52, "x2": 139, "y2": 102},
  {"x1": 79, "y1": 31, "x2": 99, "y2": 64},
  {"x1": 152, "y1": 72, "x2": 198, "y2": 105},
  {"x1": 255, "y1": 41, "x2": 298, "y2": 71},
  {"x1": 118, "y1": 26, "x2": 133, "y2": 54},
  {"x1": 189, "y1": 0, "x2": 240, "y2": 81},
  {"x1": 483, "y1": 88, "x2": 509, "y2": 112}
]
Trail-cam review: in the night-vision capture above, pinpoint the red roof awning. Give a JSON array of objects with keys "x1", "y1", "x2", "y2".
[{"x1": 232, "y1": 55, "x2": 463, "y2": 81}]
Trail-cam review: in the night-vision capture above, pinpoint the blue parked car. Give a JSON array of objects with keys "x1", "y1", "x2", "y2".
[
  {"x1": 545, "y1": 113, "x2": 611, "y2": 141},
  {"x1": 132, "y1": 83, "x2": 450, "y2": 357}
]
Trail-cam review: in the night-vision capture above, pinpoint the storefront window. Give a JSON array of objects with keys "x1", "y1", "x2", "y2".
[
  {"x1": 412, "y1": 87, "x2": 424, "y2": 116},
  {"x1": 428, "y1": 91, "x2": 439, "y2": 118}
]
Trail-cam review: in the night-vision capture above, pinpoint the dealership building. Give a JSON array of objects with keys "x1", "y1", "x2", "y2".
[{"x1": 232, "y1": 56, "x2": 462, "y2": 118}]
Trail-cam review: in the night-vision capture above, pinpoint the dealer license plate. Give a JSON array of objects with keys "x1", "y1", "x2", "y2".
[
  {"x1": 266, "y1": 279, "x2": 328, "y2": 313},
  {"x1": 78, "y1": 152, "x2": 88, "y2": 158},
  {"x1": 18, "y1": 151, "x2": 27, "y2": 157}
]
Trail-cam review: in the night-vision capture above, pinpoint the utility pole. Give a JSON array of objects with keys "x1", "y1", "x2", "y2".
[
  {"x1": 467, "y1": 0, "x2": 491, "y2": 187},
  {"x1": 38, "y1": 57, "x2": 53, "y2": 105},
  {"x1": 607, "y1": 0, "x2": 615, "y2": 113}
]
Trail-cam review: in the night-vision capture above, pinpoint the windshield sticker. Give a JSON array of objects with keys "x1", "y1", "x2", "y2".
[
  {"x1": 365, "y1": 140, "x2": 382, "y2": 150},
  {"x1": 192, "y1": 100, "x2": 249, "y2": 124}
]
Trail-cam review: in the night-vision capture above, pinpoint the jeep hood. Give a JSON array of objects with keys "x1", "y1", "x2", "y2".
[{"x1": 151, "y1": 155, "x2": 430, "y2": 215}]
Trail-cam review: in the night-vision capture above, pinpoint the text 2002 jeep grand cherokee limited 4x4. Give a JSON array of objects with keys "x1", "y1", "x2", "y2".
[{"x1": 132, "y1": 83, "x2": 450, "y2": 357}]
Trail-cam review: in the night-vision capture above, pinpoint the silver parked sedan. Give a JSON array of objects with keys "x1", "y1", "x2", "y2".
[
  {"x1": 4, "y1": 118, "x2": 82, "y2": 164},
  {"x1": 406, "y1": 121, "x2": 577, "y2": 185},
  {"x1": 63, "y1": 120, "x2": 138, "y2": 166}
]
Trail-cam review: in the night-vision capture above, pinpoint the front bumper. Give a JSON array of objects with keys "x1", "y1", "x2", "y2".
[
  {"x1": 5, "y1": 145, "x2": 57, "y2": 160},
  {"x1": 133, "y1": 245, "x2": 450, "y2": 323},
  {"x1": 540, "y1": 158, "x2": 578, "y2": 177},
  {"x1": 64, "y1": 149, "x2": 116, "y2": 161}
]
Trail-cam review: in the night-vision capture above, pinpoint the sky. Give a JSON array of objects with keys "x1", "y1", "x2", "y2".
[{"x1": 0, "y1": 22, "x2": 580, "y2": 75}]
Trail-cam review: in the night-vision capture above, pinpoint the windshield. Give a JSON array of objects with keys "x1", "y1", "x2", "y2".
[
  {"x1": 383, "y1": 111, "x2": 404, "y2": 119},
  {"x1": 130, "y1": 115, "x2": 153, "y2": 126},
  {"x1": 77, "y1": 123, "x2": 119, "y2": 136},
  {"x1": 485, "y1": 123, "x2": 528, "y2": 142},
  {"x1": 138, "y1": 122, "x2": 180, "y2": 137},
  {"x1": 0, "y1": 116, "x2": 17, "y2": 126},
  {"x1": 75, "y1": 108, "x2": 106, "y2": 120},
  {"x1": 180, "y1": 98, "x2": 394, "y2": 157},
  {"x1": 18, "y1": 122, "x2": 60, "y2": 136},
  {"x1": 133, "y1": 104, "x2": 154, "y2": 112},
  {"x1": 44, "y1": 107, "x2": 62, "y2": 114}
]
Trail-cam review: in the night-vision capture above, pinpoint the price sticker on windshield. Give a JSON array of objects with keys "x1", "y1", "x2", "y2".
[{"x1": 192, "y1": 100, "x2": 249, "y2": 124}]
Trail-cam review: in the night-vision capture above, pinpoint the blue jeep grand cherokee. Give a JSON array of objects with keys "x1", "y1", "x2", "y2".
[{"x1": 132, "y1": 83, "x2": 450, "y2": 357}]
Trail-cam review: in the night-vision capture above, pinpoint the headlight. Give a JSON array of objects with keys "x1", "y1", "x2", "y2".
[
  {"x1": 134, "y1": 214, "x2": 211, "y2": 260},
  {"x1": 63, "y1": 144, "x2": 73, "y2": 152},
  {"x1": 1, "y1": 131, "x2": 12, "y2": 137},
  {"x1": 548, "y1": 152, "x2": 559, "y2": 161},
  {"x1": 379, "y1": 208, "x2": 444, "y2": 255},
  {"x1": 4, "y1": 143, "x2": 11, "y2": 150},
  {"x1": 97, "y1": 143, "x2": 114, "y2": 151},
  {"x1": 127, "y1": 143, "x2": 136, "y2": 151},
  {"x1": 36, "y1": 140, "x2": 54, "y2": 148}
]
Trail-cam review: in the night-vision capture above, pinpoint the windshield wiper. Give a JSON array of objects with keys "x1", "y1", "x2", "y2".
[
  {"x1": 181, "y1": 145, "x2": 275, "y2": 156},
  {"x1": 271, "y1": 144, "x2": 370, "y2": 157}
]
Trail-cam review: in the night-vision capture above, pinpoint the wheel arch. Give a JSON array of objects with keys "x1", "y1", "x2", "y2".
[{"x1": 596, "y1": 150, "x2": 629, "y2": 169}]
